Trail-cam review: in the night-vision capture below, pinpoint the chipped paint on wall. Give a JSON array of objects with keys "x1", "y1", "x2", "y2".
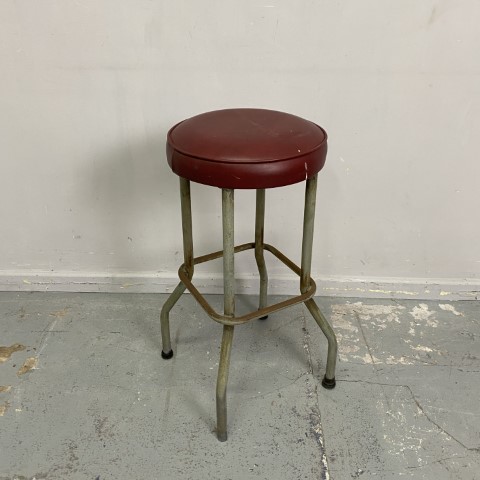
[
  {"x1": 323, "y1": 286, "x2": 419, "y2": 296},
  {"x1": 368, "y1": 288, "x2": 418, "y2": 296},
  {"x1": 0, "y1": 385, "x2": 12, "y2": 393}
]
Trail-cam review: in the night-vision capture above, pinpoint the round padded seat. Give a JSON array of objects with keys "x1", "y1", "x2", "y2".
[{"x1": 166, "y1": 108, "x2": 328, "y2": 189}]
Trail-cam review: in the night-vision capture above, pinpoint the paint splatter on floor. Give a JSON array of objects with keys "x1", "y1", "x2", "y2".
[
  {"x1": 439, "y1": 303, "x2": 464, "y2": 316},
  {"x1": 0, "y1": 344, "x2": 26, "y2": 363},
  {"x1": 409, "y1": 303, "x2": 438, "y2": 327},
  {"x1": 331, "y1": 302, "x2": 451, "y2": 365},
  {"x1": 0, "y1": 401, "x2": 10, "y2": 416},
  {"x1": 17, "y1": 357, "x2": 38, "y2": 376},
  {"x1": 331, "y1": 302, "x2": 406, "y2": 363},
  {"x1": 49, "y1": 307, "x2": 70, "y2": 318}
]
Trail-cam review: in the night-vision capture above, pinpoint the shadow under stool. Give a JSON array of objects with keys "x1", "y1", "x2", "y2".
[{"x1": 160, "y1": 108, "x2": 338, "y2": 441}]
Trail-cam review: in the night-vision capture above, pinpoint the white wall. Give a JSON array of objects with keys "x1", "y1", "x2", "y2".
[{"x1": 1, "y1": 1, "x2": 479, "y2": 299}]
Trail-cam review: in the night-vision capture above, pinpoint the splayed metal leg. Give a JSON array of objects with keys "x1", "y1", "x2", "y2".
[
  {"x1": 160, "y1": 282, "x2": 186, "y2": 358},
  {"x1": 160, "y1": 177, "x2": 193, "y2": 359},
  {"x1": 300, "y1": 175, "x2": 337, "y2": 388}
]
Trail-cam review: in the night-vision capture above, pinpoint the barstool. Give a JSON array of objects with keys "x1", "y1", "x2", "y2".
[{"x1": 161, "y1": 108, "x2": 338, "y2": 442}]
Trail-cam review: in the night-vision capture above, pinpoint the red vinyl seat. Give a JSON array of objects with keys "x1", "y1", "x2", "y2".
[{"x1": 167, "y1": 108, "x2": 328, "y2": 189}]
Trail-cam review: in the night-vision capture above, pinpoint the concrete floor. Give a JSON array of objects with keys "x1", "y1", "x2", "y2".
[{"x1": 0, "y1": 293, "x2": 479, "y2": 480}]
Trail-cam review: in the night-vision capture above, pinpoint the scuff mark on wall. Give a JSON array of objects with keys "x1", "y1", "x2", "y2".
[
  {"x1": 120, "y1": 282, "x2": 145, "y2": 289},
  {"x1": 368, "y1": 289, "x2": 418, "y2": 296},
  {"x1": 324, "y1": 286, "x2": 419, "y2": 296}
]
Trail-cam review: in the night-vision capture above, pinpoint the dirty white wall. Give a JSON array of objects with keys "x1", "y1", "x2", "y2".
[{"x1": 1, "y1": 1, "x2": 479, "y2": 299}]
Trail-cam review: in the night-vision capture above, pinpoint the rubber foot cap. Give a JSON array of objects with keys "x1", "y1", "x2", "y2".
[
  {"x1": 217, "y1": 432, "x2": 228, "y2": 442},
  {"x1": 161, "y1": 350, "x2": 173, "y2": 360},
  {"x1": 259, "y1": 315, "x2": 268, "y2": 320},
  {"x1": 322, "y1": 376, "x2": 336, "y2": 389}
]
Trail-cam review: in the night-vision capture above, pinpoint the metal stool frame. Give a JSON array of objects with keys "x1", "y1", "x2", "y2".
[{"x1": 160, "y1": 174, "x2": 337, "y2": 442}]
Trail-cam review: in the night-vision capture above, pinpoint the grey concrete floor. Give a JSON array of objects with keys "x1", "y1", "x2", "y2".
[{"x1": 0, "y1": 292, "x2": 479, "y2": 480}]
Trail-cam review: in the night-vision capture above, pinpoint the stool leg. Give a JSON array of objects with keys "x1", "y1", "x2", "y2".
[
  {"x1": 160, "y1": 177, "x2": 194, "y2": 359},
  {"x1": 216, "y1": 188, "x2": 235, "y2": 441},
  {"x1": 304, "y1": 298, "x2": 337, "y2": 387},
  {"x1": 255, "y1": 189, "x2": 268, "y2": 319},
  {"x1": 300, "y1": 175, "x2": 337, "y2": 389},
  {"x1": 160, "y1": 282, "x2": 186, "y2": 358},
  {"x1": 216, "y1": 324, "x2": 234, "y2": 442}
]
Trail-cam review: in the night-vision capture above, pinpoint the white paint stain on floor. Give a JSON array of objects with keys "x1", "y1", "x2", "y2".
[
  {"x1": 439, "y1": 303, "x2": 464, "y2": 316},
  {"x1": 411, "y1": 345, "x2": 434, "y2": 353},
  {"x1": 409, "y1": 303, "x2": 438, "y2": 327},
  {"x1": 385, "y1": 355, "x2": 415, "y2": 365},
  {"x1": 332, "y1": 302, "x2": 405, "y2": 328},
  {"x1": 331, "y1": 302, "x2": 449, "y2": 365},
  {"x1": 331, "y1": 302, "x2": 406, "y2": 363}
]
